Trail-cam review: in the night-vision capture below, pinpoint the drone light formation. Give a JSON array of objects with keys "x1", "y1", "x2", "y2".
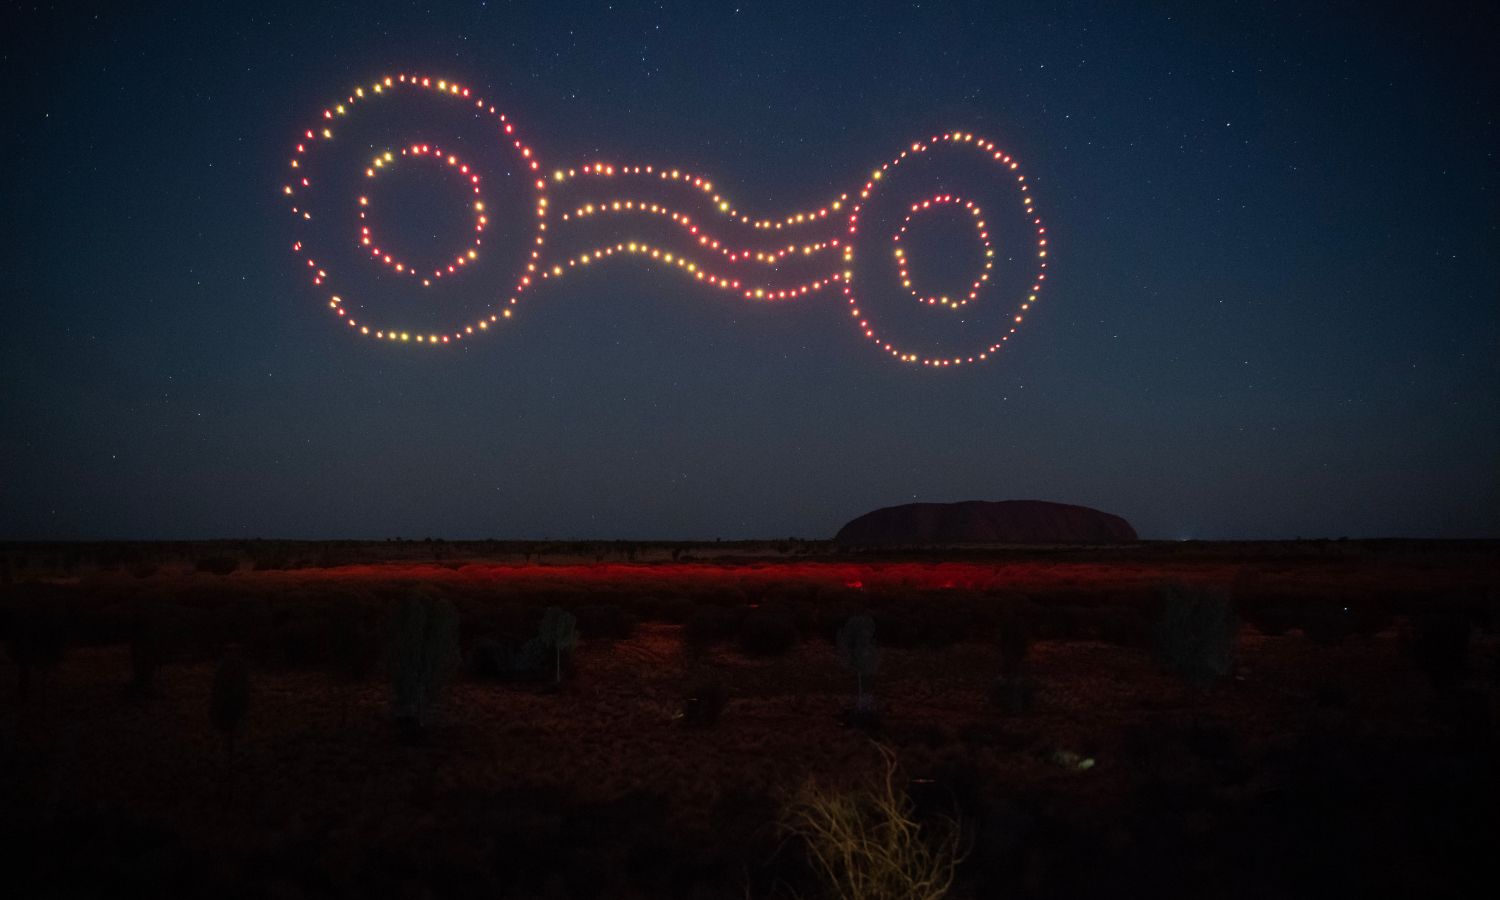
[
  {"x1": 359, "y1": 144, "x2": 487, "y2": 286},
  {"x1": 892, "y1": 195, "x2": 993, "y2": 310},
  {"x1": 283, "y1": 73, "x2": 1048, "y2": 366}
]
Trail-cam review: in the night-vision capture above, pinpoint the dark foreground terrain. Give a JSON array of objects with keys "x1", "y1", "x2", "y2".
[{"x1": 2, "y1": 540, "x2": 1497, "y2": 898}]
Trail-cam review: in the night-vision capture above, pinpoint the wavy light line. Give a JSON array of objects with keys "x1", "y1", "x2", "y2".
[{"x1": 283, "y1": 73, "x2": 1048, "y2": 366}]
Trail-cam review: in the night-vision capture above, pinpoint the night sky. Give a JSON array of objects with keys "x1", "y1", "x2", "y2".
[{"x1": 1, "y1": 0, "x2": 1495, "y2": 541}]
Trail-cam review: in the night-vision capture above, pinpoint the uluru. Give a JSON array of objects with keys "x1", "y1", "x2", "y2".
[{"x1": 833, "y1": 499, "x2": 1138, "y2": 545}]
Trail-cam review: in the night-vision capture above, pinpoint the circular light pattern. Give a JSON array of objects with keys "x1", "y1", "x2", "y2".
[
  {"x1": 284, "y1": 77, "x2": 1048, "y2": 364},
  {"x1": 842, "y1": 132, "x2": 1048, "y2": 366},
  {"x1": 891, "y1": 195, "x2": 991, "y2": 309},
  {"x1": 285, "y1": 73, "x2": 545, "y2": 344},
  {"x1": 358, "y1": 144, "x2": 487, "y2": 287}
]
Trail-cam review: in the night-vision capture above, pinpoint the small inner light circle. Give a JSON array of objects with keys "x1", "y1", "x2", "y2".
[
  {"x1": 890, "y1": 195, "x2": 992, "y2": 309},
  {"x1": 358, "y1": 144, "x2": 488, "y2": 287}
]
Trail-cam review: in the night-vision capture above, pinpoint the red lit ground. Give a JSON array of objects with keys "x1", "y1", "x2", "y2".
[{"x1": 1, "y1": 541, "x2": 1496, "y2": 897}]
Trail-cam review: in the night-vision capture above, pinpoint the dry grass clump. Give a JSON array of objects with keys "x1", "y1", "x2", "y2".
[{"x1": 780, "y1": 744, "x2": 964, "y2": 900}]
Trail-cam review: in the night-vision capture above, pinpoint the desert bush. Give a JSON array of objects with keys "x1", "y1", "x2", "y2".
[
  {"x1": 678, "y1": 678, "x2": 727, "y2": 726},
  {"x1": 1408, "y1": 612, "x2": 1473, "y2": 690},
  {"x1": 1151, "y1": 583, "x2": 1235, "y2": 688},
  {"x1": 574, "y1": 604, "x2": 636, "y2": 640},
  {"x1": 837, "y1": 615, "x2": 881, "y2": 714},
  {"x1": 537, "y1": 606, "x2": 578, "y2": 684},
  {"x1": 390, "y1": 590, "x2": 461, "y2": 735},
  {"x1": 781, "y1": 744, "x2": 964, "y2": 900},
  {"x1": 738, "y1": 610, "x2": 798, "y2": 656},
  {"x1": 210, "y1": 651, "x2": 250, "y2": 757}
]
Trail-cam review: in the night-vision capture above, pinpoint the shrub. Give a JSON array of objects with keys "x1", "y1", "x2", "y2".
[
  {"x1": 781, "y1": 744, "x2": 964, "y2": 900},
  {"x1": 1151, "y1": 583, "x2": 1235, "y2": 688},
  {"x1": 1408, "y1": 612, "x2": 1472, "y2": 690},
  {"x1": 738, "y1": 610, "x2": 798, "y2": 656},
  {"x1": 837, "y1": 615, "x2": 881, "y2": 713},
  {"x1": 537, "y1": 606, "x2": 578, "y2": 684},
  {"x1": 210, "y1": 651, "x2": 250, "y2": 757},
  {"x1": 390, "y1": 590, "x2": 461, "y2": 736}
]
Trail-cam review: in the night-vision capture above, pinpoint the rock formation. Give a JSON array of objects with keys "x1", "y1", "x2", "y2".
[{"x1": 833, "y1": 500, "x2": 1137, "y2": 545}]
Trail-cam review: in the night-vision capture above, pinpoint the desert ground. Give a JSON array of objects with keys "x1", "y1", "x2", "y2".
[{"x1": 2, "y1": 539, "x2": 1497, "y2": 898}]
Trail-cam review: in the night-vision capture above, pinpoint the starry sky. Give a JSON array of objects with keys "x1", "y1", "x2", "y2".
[{"x1": 1, "y1": 0, "x2": 1495, "y2": 541}]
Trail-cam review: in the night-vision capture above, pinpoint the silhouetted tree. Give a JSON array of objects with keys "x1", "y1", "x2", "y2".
[
  {"x1": 837, "y1": 615, "x2": 881, "y2": 712},
  {"x1": 1152, "y1": 583, "x2": 1236, "y2": 688},
  {"x1": 390, "y1": 589, "x2": 461, "y2": 738},
  {"x1": 537, "y1": 606, "x2": 578, "y2": 684}
]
